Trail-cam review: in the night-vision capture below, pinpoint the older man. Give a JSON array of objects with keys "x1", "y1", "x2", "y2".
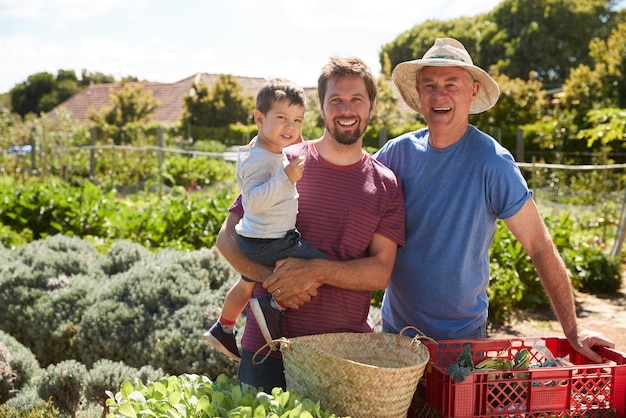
[{"x1": 375, "y1": 37, "x2": 614, "y2": 362}]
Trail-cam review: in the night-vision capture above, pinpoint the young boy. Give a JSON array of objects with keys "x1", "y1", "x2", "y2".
[{"x1": 204, "y1": 78, "x2": 325, "y2": 361}]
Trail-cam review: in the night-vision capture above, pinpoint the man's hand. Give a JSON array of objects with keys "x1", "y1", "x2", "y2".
[
  {"x1": 567, "y1": 328, "x2": 615, "y2": 363},
  {"x1": 263, "y1": 257, "x2": 322, "y2": 309}
]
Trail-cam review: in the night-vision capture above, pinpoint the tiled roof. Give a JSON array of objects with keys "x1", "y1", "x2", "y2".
[{"x1": 50, "y1": 73, "x2": 274, "y2": 125}]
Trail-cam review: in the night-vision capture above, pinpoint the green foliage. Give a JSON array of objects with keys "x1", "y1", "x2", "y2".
[
  {"x1": 106, "y1": 373, "x2": 338, "y2": 418},
  {"x1": 0, "y1": 175, "x2": 236, "y2": 251},
  {"x1": 75, "y1": 247, "x2": 239, "y2": 377},
  {"x1": 0, "y1": 235, "x2": 105, "y2": 366},
  {"x1": 564, "y1": 242, "x2": 622, "y2": 293},
  {"x1": 482, "y1": 0, "x2": 611, "y2": 85},
  {"x1": 488, "y1": 215, "x2": 623, "y2": 325},
  {"x1": 84, "y1": 359, "x2": 146, "y2": 411},
  {"x1": 10, "y1": 71, "x2": 81, "y2": 118},
  {"x1": 0, "y1": 234, "x2": 242, "y2": 380},
  {"x1": 0, "y1": 395, "x2": 59, "y2": 418},
  {"x1": 0, "y1": 176, "x2": 119, "y2": 240},
  {"x1": 88, "y1": 83, "x2": 162, "y2": 145},
  {"x1": 37, "y1": 359, "x2": 88, "y2": 417},
  {"x1": 156, "y1": 155, "x2": 235, "y2": 190},
  {"x1": 0, "y1": 331, "x2": 40, "y2": 394},
  {"x1": 0, "y1": 343, "x2": 16, "y2": 403},
  {"x1": 182, "y1": 75, "x2": 254, "y2": 128}
]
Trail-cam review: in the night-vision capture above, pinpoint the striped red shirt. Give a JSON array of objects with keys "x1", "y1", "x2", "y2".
[{"x1": 230, "y1": 140, "x2": 405, "y2": 357}]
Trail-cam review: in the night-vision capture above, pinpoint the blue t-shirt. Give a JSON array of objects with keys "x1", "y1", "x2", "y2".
[{"x1": 374, "y1": 125, "x2": 532, "y2": 340}]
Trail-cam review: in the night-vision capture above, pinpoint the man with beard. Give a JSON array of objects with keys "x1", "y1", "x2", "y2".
[{"x1": 215, "y1": 56, "x2": 406, "y2": 390}]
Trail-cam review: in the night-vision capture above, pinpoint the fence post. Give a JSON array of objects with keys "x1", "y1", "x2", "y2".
[
  {"x1": 90, "y1": 127, "x2": 97, "y2": 180},
  {"x1": 611, "y1": 188, "x2": 626, "y2": 258},
  {"x1": 378, "y1": 127, "x2": 388, "y2": 148},
  {"x1": 29, "y1": 125, "x2": 36, "y2": 172},
  {"x1": 516, "y1": 128, "x2": 524, "y2": 162},
  {"x1": 158, "y1": 126, "x2": 164, "y2": 196}
]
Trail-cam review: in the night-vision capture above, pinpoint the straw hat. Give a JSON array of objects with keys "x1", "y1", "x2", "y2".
[{"x1": 392, "y1": 38, "x2": 500, "y2": 115}]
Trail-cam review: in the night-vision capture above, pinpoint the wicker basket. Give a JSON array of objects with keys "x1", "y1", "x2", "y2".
[{"x1": 279, "y1": 329, "x2": 430, "y2": 418}]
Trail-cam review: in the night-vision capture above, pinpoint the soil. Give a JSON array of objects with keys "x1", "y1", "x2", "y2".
[{"x1": 489, "y1": 280, "x2": 626, "y2": 352}]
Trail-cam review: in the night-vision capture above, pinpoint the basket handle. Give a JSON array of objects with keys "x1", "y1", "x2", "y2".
[
  {"x1": 397, "y1": 326, "x2": 437, "y2": 349},
  {"x1": 251, "y1": 338, "x2": 285, "y2": 365}
]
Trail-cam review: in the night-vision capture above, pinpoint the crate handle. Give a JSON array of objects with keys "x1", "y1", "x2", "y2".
[{"x1": 595, "y1": 345, "x2": 626, "y2": 364}]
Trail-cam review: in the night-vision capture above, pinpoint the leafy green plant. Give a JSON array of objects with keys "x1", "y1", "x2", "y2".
[{"x1": 106, "y1": 373, "x2": 337, "y2": 418}]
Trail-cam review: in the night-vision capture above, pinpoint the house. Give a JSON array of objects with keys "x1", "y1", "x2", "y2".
[{"x1": 50, "y1": 73, "x2": 275, "y2": 125}]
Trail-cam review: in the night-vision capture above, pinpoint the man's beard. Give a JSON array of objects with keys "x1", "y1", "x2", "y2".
[{"x1": 326, "y1": 117, "x2": 369, "y2": 145}]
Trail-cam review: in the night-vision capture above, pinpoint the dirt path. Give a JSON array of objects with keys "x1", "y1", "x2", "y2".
[{"x1": 489, "y1": 283, "x2": 626, "y2": 352}]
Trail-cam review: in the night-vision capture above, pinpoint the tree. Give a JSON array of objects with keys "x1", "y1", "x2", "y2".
[
  {"x1": 9, "y1": 70, "x2": 119, "y2": 118},
  {"x1": 10, "y1": 72, "x2": 57, "y2": 117},
  {"x1": 181, "y1": 75, "x2": 253, "y2": 128},
  {"x1": 88, "y1": 82, "x2": 161, "y2": 144},
  {"x1": 565, "y1": 21, "x2": 626, "y2": 110},
  {"x1": 472, "y1": 68, "x2": 547, "y2": 128},
  {"x1": 78, "y1": 70, "x2": 116, "y2": 87},
  {"x1": 380, "y1": 0, "x2": 618, "y2": 88},
  {"x1": 480, "y1": 0, "x2": 613, "y2": 86}
]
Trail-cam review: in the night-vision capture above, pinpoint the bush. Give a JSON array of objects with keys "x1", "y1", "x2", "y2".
[
  {"x1": 84, "y1": 359, "x2": 142, "y2": 416},
  {"x1": 565, "y1": 243, "x2": 622, "y2": 293},
  {"x1": 99, "y1": 239, "x2": 150, "y2": 276},
  {"x1": 488, "y1": 214, "x2": 623, "y2": 325},
  {"x1": 0, "y1": 331, "x2": 40, "y2": 394},
  {"x1": 0, "y1": 235, "x2": 104, "y2": 366},
  {"x1": 75, "y1": 247, "x2": 239, "y2": 377},
  {"x1": 0, "y1": 394, "x2": 58, "y2": 418},
  {"x1": 37, "y1": 360, "x2": 88, "y2": 417},
  {"x1": 0, "y1": 343, "x2": 16, "y2": 403}
]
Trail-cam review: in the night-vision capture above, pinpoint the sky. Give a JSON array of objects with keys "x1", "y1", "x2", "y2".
[{"x1": 1, "y1": 0, "x2": 624, "y2": 94}]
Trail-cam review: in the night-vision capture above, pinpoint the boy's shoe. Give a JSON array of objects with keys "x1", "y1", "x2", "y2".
[
  {"x1": 204, "y1": 322, "x2": 241, "y2": 361},
  {"x1": 250, "y1": 295, "x2": 282, "y2": 345}
]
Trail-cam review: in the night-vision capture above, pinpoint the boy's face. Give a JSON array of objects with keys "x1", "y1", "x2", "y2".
[{"x1": 254, "y1": 99, "x2": 305, "y2": 154}]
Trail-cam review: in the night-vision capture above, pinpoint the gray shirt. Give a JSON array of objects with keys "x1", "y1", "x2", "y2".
[{"x1": 234, "y1": 144, "x2": 298, "y2": 239}]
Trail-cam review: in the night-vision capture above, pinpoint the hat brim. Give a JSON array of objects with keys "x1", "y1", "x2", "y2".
[{"x1": 392, "y1": 59, "x2": 500, "y2": 115}]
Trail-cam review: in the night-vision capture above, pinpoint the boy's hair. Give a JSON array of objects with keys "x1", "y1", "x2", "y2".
[
  {"x1": 317, "y1": 56, "x2": 377, "y2": 109},
  {"x1": 256, "y1": 78, "x2": 306, "y2": 114}
]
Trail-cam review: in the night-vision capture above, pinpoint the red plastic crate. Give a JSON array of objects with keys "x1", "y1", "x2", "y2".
[{"x1": 422, "y1": 337, "x2": 626, "y2": 417}]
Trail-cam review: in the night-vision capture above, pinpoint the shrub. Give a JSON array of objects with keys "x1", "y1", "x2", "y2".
[
  {"x1": 84, "y1": 359, "x2": 141, "y2": 416},
  {"x1": 37, "y1": 360, "x2": 88, "y2": 417},
  {"x1": 0, "y1": 331, "x2": 40, "y2": 394},
  {"x1": 0, "y1": 235, "x2": 104, "y2": 366},
  {"x1": 75, "y1": 247, "x2": 239, "y2": 377},
  {"x1": 565, "y1": 243, "x2": 622, "y2": 293},
  {"x1": 0, "y1": 394, "x2": 59, "y2": 418},
  {"x1": 0, "y1": 343, "x2": 16, "y2": 403},
  {"x1": 99, "y1": 239, "x2": 150, "y2": 276}
]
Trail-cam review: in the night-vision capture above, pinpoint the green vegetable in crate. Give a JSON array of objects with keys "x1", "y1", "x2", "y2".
[
  {"x1": 447, "y1": 345, "x2": 474, "y2": 383},
  {"x1": 473, "y1": 348, "x2": 531, "y2": 371},
  {"x1": 474, "y1": 357, "x2": 513, "y2": 371},
  {"x1": 513, "y1": 348, "x2": 531, "y2": 368}
]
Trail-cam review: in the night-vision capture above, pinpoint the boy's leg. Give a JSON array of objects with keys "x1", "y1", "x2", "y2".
[{"x1": 204, "y1": 278, "x2": 256, "y2": 361}]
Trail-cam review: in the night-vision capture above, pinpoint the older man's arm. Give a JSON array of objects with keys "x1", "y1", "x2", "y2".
[{"x1": 504, "y1": 199, "x2": 615, "y2": 362}]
